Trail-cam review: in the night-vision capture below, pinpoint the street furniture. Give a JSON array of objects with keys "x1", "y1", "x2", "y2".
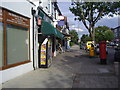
[
  {"x1": 89, "y1": 44, "x2": 94, "y2": 57},
  {"x1": 99, "y1": 41, "x2": 107, "y2": 64}
]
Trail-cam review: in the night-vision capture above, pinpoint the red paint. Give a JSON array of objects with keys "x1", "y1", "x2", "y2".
[{"x1": 99, "y1": 41, "x2": 106, "y2": 59}]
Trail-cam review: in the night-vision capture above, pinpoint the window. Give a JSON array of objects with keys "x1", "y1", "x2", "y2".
[
  {"x1": 6, "y1": 24, "x2": 29, "y2": 65},
  {"x1": 0, "y1": 8, "x2": 30, "y2": 70},
  {"x1": 0, "y1": 22, "x2": 3, "y2": 67}
]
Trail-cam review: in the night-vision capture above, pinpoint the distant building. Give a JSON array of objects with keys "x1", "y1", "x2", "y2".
[{"x1": 111, "y1": 26, "x2": 120, "y2": 45}]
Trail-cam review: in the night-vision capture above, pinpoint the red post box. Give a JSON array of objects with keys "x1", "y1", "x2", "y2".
[{"x1": 99, "y1": 41, "x2": 107, "y2": 64}]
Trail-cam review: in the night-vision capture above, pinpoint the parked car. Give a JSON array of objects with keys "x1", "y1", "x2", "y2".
[
  {"x1": 95, "y1": 44, "x2": 108, "y2": 55},
  {"x1": 86, "y1": 41, "x2": 93, "y2": 51}
]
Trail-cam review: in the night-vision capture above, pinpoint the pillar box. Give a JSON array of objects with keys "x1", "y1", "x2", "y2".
[{"x1": 99, "y1": 41, "x2": 107, "y2": 64}]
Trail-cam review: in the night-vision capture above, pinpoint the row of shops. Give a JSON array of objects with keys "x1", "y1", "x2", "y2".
[
  {"x1": 0, "y1": 0, "x2": 71, "y2": 84},
  {"x1": 34, "y1": 7, "x2": 71, "y2": 68}
]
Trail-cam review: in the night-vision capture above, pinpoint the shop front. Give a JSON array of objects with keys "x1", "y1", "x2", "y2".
[
  {"x1": 0, "y1": 6, "x2": 33, "y2": 84},
  {"x1": 0, "y1": 8, "x2": 30, "y2": 70},
  {"x1": 36, "y1": 9, "x2": 63, "y2": 68}
]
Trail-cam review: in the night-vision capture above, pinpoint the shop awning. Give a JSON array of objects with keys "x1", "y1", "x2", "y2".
[{"x1": 41, "y1": 21, "x2": 63, "y2": 39}]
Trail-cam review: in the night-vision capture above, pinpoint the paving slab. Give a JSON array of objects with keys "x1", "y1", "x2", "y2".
[{"x1": 2, "y1": 45, "x2": 119, "y2": 89}]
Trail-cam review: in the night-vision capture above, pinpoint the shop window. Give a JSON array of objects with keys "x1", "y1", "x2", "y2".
[
  {"x1": 0, "y1": 22, "x2": 3, "y2": 67},
  {"x1": 6, "y1": 24, "x2": 29, "y2": 65}
]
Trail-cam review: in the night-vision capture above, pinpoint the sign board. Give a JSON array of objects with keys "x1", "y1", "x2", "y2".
[
  {"x1": 40, "y1": 38, "x2": 48, "y2": 65},
  {"x1": 0, "y1": 8, "x2": 30, "y2": 28},
  {"x1": 6, "y1": 11, "x2": 30, "y2": 28},
  {"x1": 58, "y1": 15, "x2": 64, "y2": 20},
  {"x1": 58, "y1": 20, "x2": 65, "y2": 26}
]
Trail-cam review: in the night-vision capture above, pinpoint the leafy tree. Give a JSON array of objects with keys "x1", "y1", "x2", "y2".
[
  {"x1": 81, "y1": 34, "x2": 91, "y2": 43},
  {"x1": 95, "y1": 26, "x2": 114, "y2": 42},
  {"x1": 104, "y1": 30, "x2": 114, "y2": 41},
  {"x1": 70, "y1": 2, "x2": 120, "y2": 42},
  {"x1": 69, "y1": 30, "x2": 79, "y2": 45}
]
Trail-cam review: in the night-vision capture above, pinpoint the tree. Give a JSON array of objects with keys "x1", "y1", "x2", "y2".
[
  {"x1": 70, "y1": 2, "x2": 120, "y2": 42},
  {"x1": 81, "y1": 34, "x2": 91, "y2": 43},
  {"x1": 95, "y1": 26, "x2": 114, "y2": 42},
  {"x1": 69, "y1": 30, "x2": 79, "y2": 45}
]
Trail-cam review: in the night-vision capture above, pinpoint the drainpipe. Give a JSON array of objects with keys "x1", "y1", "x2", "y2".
[{"x1": 31, "y1": 7, "x2": 36, "y2": 70}]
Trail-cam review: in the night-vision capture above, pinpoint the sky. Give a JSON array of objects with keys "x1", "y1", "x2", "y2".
[{"x1": 57, "y1": 2, "x2": 119, "y2": 39}]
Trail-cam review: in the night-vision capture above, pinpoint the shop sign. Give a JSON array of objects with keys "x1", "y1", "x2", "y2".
[
  {"x1": 6, "y1": 11, "x2": 30, "y2": 28},
  {"x1": 58, "y1": 15, "x2": 64, "y2": 20},
  {"x1": 58, "y1": 20, "x2": 65, "y2": 26}
]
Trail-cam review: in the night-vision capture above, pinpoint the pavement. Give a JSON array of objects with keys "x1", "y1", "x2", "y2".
[{"x1": 1, "y1": 45, "x2": 119, "y2": 89}]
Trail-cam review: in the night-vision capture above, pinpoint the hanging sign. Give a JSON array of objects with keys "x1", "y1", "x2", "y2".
[
  {"x1": 58, "y1": 15, "x2": 64, "y2": 20},
  {"x1": 58, "y1": 20, "x2": 65, "y2": 26}
]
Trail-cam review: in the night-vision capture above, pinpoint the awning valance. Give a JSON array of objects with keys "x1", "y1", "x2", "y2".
[{"x1": 41, "y1": 21, "x2": 63, "y2": 39}]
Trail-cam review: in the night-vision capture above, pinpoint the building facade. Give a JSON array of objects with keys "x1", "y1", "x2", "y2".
[
  {"x1": 111, "y1": 26, "x2": 120, "y2": 45},
  {"x1": 0, "y1": 0, "x2": 70, "y2": 84},
  {"x1": 0, "y1": 0, "x2": 34, "y2": 84}
]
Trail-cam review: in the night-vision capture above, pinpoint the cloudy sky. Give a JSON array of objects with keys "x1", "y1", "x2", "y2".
[{"x1": 58, "y1": 2, "x2": 119, "y2": 38}]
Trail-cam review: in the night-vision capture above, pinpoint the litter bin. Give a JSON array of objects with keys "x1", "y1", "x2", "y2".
[
  {"x1": 89, "y1": 44, "x2": 94, "y2": 57},
  {"x1": 99, "y1": 41, "x2": 107, "y2": 64}
]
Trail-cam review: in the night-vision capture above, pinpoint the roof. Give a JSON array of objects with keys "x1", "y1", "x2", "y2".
[{"x1": 111, "y1": 26, "x2": 120, "y2": 30}]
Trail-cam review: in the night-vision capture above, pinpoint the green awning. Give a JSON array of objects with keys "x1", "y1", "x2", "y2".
[
  {"x1": 55, "y1": 28, "x2": 63, "y2": 39},
  {"x1": 38, "y1": 10, "x2": 44, "y2": 19},
  {"x1": 41, "y1": 21, "x2": 63, "y2": 39}
]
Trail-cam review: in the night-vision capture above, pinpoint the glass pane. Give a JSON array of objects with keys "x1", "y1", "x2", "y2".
[
  {"x1": 7, "y1": 24, "x2": 28, "y2": 65},
  {"x1": 0, "y1": 22, "x2": 3, "y2": 67}
]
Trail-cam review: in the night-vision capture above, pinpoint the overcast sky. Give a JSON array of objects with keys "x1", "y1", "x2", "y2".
[{"x1": 58, "y1": 2, "x2": 119, "y2": 38}]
